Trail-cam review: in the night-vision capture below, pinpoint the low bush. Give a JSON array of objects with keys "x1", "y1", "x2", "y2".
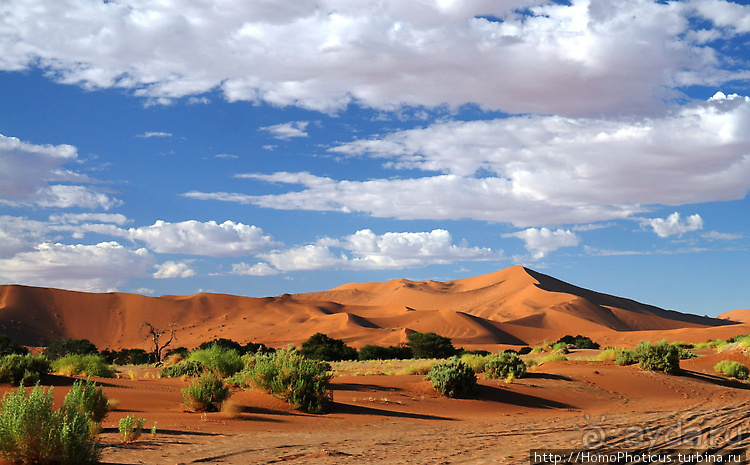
[
  {"x1": 118, "y1": 414, "x2": 146, "y2": 443},
  {"x1": 0, "y1": 385, "x2": 100, "y2": 464},
  {"x1": 246, "y1": 347, "x2": 333, "y2": 414},
  {"x1": 614, "y1": 349, "x2": 638, "y2": 366},
  {"x1": 425, "y1": 358, "x2": 477, "y2": 398},
  {"x1": 358, "y1": 344, "x2": 413, "y2": 361},
  {"x1": 159, "y1": 359, "x2": 206, "y2": 378},
  {"x1": 300, "y1": 333, "x2": 358, "y2": 362},
  {"x1": 539, "y1": 353, "x2": 568, "y2": 363},
  {"x1": 596, "y1": 348, "x2": 622, "y2": 362},
  {"x1": 677, "y1": 348, "x2": 698, "y2": 360},
  {"x1": 62, "y1": 379, "x2": 109, "y2": 424},
  {"x1": 51, "y1": 354, "x2": 115, "y2": 378},
  {"x1": 181, "y1": 372, "x2": 231, "y2": 412},
  {"x1": 556, "y1": 335, "x2": 600, "y2": 350},
  {"x1": 407, "y1": 332, "x2": 457, "y2": 359},
  {"x1": 187, "y1": 344, "x2": 244, "y2": 377},
  {"x1": 615, "y1": 341, "x2": 680, "y2": 374},
  {"x1": 714, "y1": 360, "x2": 749, "y2": 380},
  {"x1": 484, "y1": 352, "x2": 527, "y2": 381},
  {"x1": 459, "y1": 353, "x2": 491, "y2": 373},
  {"x1": 0, "y1": 354, "x2": 50, "y2": 385}
]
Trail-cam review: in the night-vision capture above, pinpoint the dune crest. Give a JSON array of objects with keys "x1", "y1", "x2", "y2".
[{"x1": 0, "y1": 266, "x2": 742, "y2": 350}]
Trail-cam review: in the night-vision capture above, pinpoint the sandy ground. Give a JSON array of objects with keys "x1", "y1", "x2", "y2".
[{"x1": 2, "y1": 351, "x2": 746, "y2": 465}]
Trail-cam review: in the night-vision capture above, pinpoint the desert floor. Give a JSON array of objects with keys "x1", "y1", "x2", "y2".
[{"x1": 3, "y1": 349, "x2": 749, "y2": 465}]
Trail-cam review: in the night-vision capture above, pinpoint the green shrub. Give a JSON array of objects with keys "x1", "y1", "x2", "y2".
[
  {"x1": 517, "y1": 346, "x2": 533, "y2": 355},
  {"x1": 62, "y1": 379, "x2": 109, "y2": 424},
  {"x1": 0, "y1": 354, "x2": 50, "y2": 385},
  {"x1": 0, "y1": 335, "x2": 29, "y2": 356},
  {"x1": 247, "y1": 347, "x2": 333, "y2": 414},
  {"x1": 407, "y1": 332, "x2": 457, "y2": 359},
  {"x1": 0, "y1": 385, "x2": 100, "y2": 464},
  {"x1": 159, "y1": 359, "x2": 206, "y2": 378},
  {"x1": 181, "y1": 373, "x2": 231, "y2": 412},
  {"x1": 556, "y1": 335, "x2": 600, "y2": 350},
  {"x1": 425, "y1": 358, "x2": 477, "y2": 398},
  {"x1": 596, "y1": 348, "x2": 622, "y2": 362},
  {"x1": 624, "y1": 341, "x2": 680, "y2": 374},
  {"x1": 484, "y1": 352, "x2": 527, "y2": 380},
  {"x1": 51, "y1": 354, "x2": 114, "y2": 378},
  {"x1": 118, "y1": 414, "x2": 146, "y2": 443},
  {"x1": 43, "y1": 339, "x2": 98, "y2": 361},
  {"x1": 677, "y1": 348, "x2": 698, "y2": 360},
  {"x1": 358, "y1": 344, "x2": 413, "y2": 361},
  {"x1": 540, "y1": 353, "x2": 568, "y2": 363},
  {"x1": 187, "y1": 344, "x2": 244, "y2": 377},
  {"x1": 300, "y1": 333, "x2": 358, "y2": 362},
  {"x1": 459, "y1": 353, "x2": 491, "y2": 373},
  {"x1": 614, "y1": 349, "x2": 638, "y2": 366},
  {"x1": 714, "y1": 360, "x2": 749, "y2": 380}
]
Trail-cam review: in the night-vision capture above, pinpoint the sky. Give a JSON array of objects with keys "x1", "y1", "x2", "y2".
[{"x1": 1, "y1": 0, "x2": 749, "y2": 317}]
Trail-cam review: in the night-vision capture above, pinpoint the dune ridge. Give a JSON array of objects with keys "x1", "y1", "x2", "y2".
[{"x1": 0, "y1": 266, "x2": 743, "y2": 351}]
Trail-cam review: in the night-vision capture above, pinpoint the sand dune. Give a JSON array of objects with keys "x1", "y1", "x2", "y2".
[{"x1": 0, "y1": 265, "x2": 745, "y2": 352}]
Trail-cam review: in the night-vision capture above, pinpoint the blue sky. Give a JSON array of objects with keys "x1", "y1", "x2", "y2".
[{"x1": 1, "y1": 0, "x2": 749, "y2": 316}]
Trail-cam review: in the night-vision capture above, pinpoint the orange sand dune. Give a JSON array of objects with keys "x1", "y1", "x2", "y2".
[
  {"x1": 0, "y1": 265, "x2": 744, "y2": 352},
  {"x1": 719, "y1": 308, "x2": 750, "y2": 322}
]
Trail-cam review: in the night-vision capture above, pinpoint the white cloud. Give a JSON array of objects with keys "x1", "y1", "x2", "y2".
[
  {"x1": 702, "y1": 231, "x2": 743, "y2": 241},
  {"x1": 260, "y1": 121, "x2": 309, "y2": 140},
  {"x1": 187, "y1": 93, "x2": 750, "y2": 226},
  {"x1": 214, "y1": 153, "x2": 238, "y2": 160},
  {"x1": 0, "y1": 0, "x2": 747, "y2": 115},
  {"x1": 0, "y1": 134, "x2": 119, "y2": 210},
  {"x1": 137, "y1": 131, "x2": 172, "y2": 138},
  {"x1": 0, "y1": 241, "x2": 154, "y2": 292},
  {"x1": 260, "y1": 228, "x2": 502, "y2": 271},
  {"x1": 231, "y1": 262, "x2": 280, "y2": 276},
  {"x1": 153, "y1": 261, "x2": 196, "y2": 279},
  {"x1": 503, "y1": 228, "x2": 581, "y2": 260},
  {"x1": 48, "y1": 213, "x2": 130, "y2": 225},
  {"x1": 645, "y1": 212, "x2": 704, "y2": 238},
  {"x1": 126, "y1": 220, "x2": 276, "y2": 257}
]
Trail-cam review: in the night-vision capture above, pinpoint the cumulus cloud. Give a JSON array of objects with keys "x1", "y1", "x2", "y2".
[
  {"x1": 126, "y1": 220, "x2": 276, "y2": 256},
  {"x1": 0, "y1": 241, "x2": 155, "y2": 292},
  {"x1": 503, "y1": 228, "x2": 581, "y2": 260},
  {"x1": 231, "y1": 262, "x2": 280, "y2": 276},
  {"x1": 260, "y1": 121, "x2": 309, "y2": 140},
  {"x1": 260, "y1": 229, "x2": 502, "y2": 271},
  {"x1": 0, "y1": 0, "x2": 747, "y2": 115},
  {"x1": 0, "y1": 134, "x2": 119, "y2": 210},
  {"x1": 153, "y1": 261, "x2": 196, "y2": 279},
  {"x1": 186, "y1": 93, "x2": 750, "y2": 227},
  {"x1": 645, "y1": 212, "x2": 704, "y2": 238}
]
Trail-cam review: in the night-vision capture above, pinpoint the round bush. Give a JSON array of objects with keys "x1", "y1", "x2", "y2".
[
  {"x1": 181, "y1": 373, "x2": 231, "y2": 412},
  {"x1": 187, "y1": 344, "x2": 244, "y2": 377},
  {"x1": 714, "y1": 360, "x2": 749, "y2": 380},
  {"x1": 247, "y1": 348, "x2": 333, "y2": 414},
  {"x1": 484, "y1": 352, "x2": 527, "y2": 380},
  {"x1": 425, "y1": 358, "x2": 477, "y2": 398}
]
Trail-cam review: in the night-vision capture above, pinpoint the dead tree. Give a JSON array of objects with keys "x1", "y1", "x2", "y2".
[{"x1": 141, "y1": 322, "x2": 176, "y2": 364}]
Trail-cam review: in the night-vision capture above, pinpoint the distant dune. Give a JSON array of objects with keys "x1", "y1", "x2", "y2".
[
  {"x1": 718, "y1": 308, "x2": 750, "y2": 323},
  {"x1": 0, "y1": 266, "x2": 745, "y2": 351}
]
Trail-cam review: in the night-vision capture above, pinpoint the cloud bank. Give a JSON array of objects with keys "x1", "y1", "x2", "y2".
[
  {"x1": 187, "y1": 93, "x2": 750, "y2": 227},
  {"x1": 1, "y1": 0, "x2": 748, "y2": 114}
]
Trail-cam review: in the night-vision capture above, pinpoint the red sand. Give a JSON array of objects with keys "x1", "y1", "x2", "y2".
[{"x1": 1, "y1": 265, "x2": 749, "y2": 464}]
